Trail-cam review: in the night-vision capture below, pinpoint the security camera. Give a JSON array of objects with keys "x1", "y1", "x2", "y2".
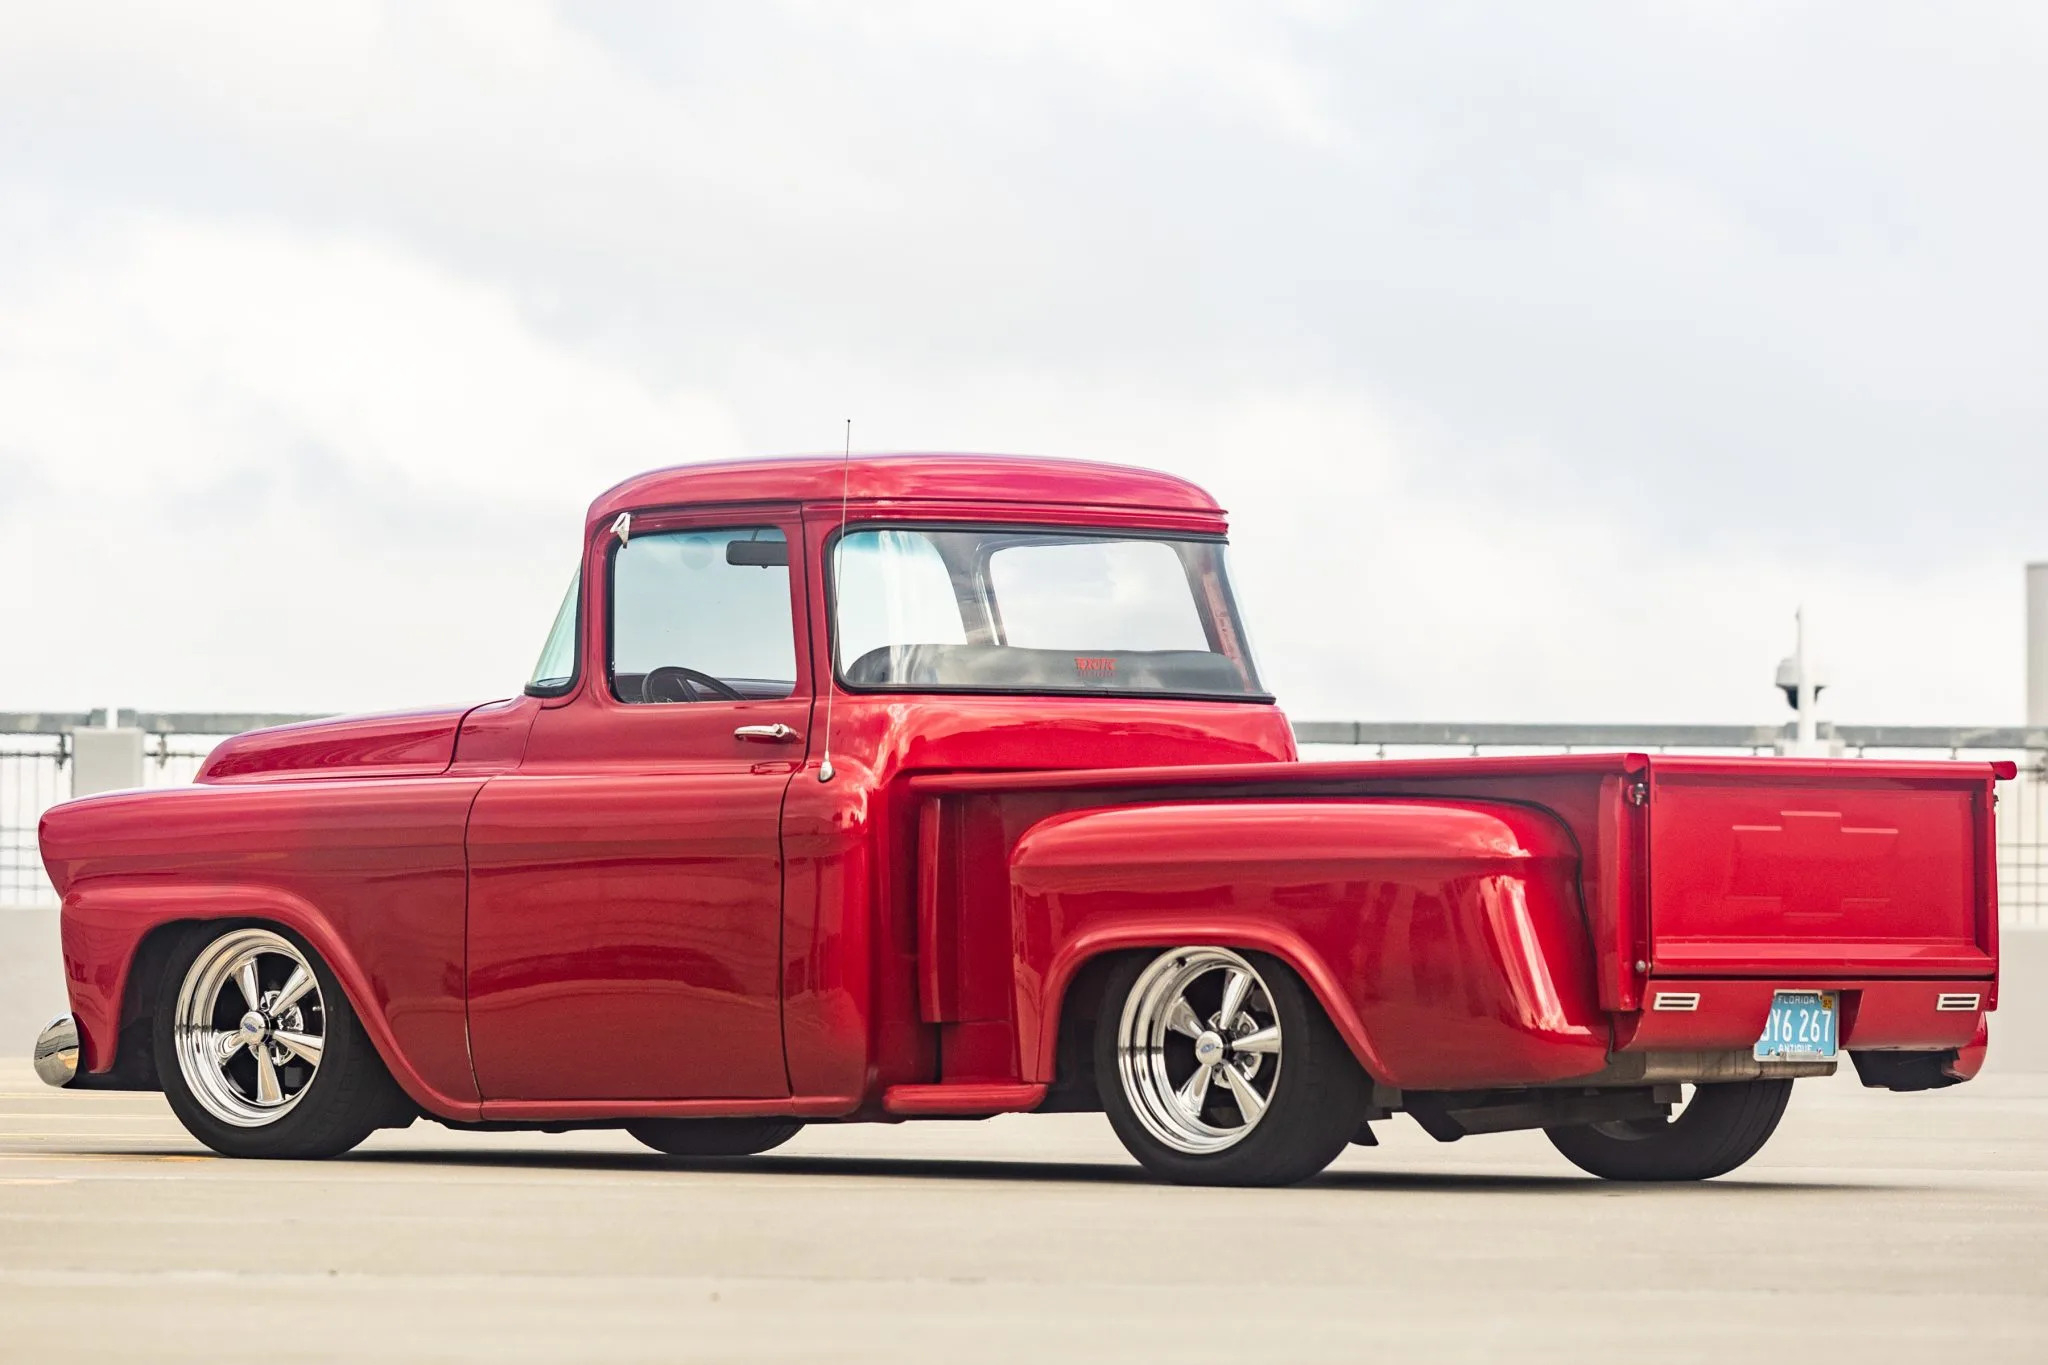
[{"x1": 1774, "y1": 656, "x2": 1828, "y2": 711}]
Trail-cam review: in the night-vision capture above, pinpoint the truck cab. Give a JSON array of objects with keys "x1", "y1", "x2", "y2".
[{"x1": 462, "y1": 455, "x2": 1291, "y2": 1110}]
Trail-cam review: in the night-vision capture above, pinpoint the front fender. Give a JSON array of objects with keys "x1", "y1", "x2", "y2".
[
  {"x1": 1010, "y1": 799, "x2": 1607, "y2": 1091},
  {"x1": 61, "y1": 880, "x2": 481, "y2": 1120}
]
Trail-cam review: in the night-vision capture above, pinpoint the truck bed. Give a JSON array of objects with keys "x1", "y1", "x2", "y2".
[{"x1": 904, "y1": 751, "x2": 2007, "y2": 1091}]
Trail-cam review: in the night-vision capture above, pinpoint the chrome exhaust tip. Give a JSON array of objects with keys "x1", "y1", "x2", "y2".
[{"x1": 32, "y1": 1014, "x2": 79, "y2": 1088}]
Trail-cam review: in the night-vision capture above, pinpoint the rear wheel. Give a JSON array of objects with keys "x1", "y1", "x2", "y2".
[
  {"x1": 1094, "y1": 947, "x2": 1369, "y2": 1186},
  {"x1": 154, "y1": 924, "x2": 413, "y2": 1159},
  {"x1": 1545, "y1": 1079, "x2": 1793, "y2": 1181},
  {"x1": 627, "y1": 1119, "x2": 803, "y2": 1157}
]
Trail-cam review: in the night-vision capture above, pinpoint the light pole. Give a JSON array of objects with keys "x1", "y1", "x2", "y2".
[{"x1": 1775, "y1": 608, "x2": 1829, "y2": 757}]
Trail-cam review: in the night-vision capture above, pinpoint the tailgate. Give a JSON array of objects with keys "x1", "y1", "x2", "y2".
[{"x1": 1645, "y1": 757, "x2": 2004, "y2": 978}]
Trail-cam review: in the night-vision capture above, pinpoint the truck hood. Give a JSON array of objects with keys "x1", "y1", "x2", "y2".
[{"x1": 195, "y1": 706, "x2": 477, "y2": 783}]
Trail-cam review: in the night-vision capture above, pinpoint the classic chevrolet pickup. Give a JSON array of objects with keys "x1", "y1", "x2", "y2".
[{"x1": 32, "y1": 454, "x2": 2007, "y2": 1185}]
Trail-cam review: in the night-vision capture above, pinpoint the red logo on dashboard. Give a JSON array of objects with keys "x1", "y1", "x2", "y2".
[{"x1": 1074, "y1": 657, "x2": 1116, "y2": 673}]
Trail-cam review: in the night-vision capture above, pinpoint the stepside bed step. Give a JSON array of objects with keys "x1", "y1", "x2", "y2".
[{"x1": 881, "y1": 1082, "x2": 1048, "y2": 1117}]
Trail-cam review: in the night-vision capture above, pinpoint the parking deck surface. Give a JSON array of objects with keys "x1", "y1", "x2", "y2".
[{"x1": 0, "y1": 1060, "x2": 2043, "y2": 1363}]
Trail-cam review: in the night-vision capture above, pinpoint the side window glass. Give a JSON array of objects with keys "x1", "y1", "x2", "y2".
[{"x1": 610, "y1": 527, "x2": 796, "y2": 704}]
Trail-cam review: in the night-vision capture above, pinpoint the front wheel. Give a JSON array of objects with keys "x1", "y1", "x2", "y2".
[
  {"x1": 154, "y1": 923, "x2": 414, "y2": 1159},
  {"x1": 1544, "y1": 1079, "x2": 1793, "y2": 1181},
  {"x1": 1094, "y1": 947, "x2": 1370, "y2": 1187}
]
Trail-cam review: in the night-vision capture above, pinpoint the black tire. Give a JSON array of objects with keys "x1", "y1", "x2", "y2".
[
  {"x1": 154, "y1": 923, "x2": 415, "y2": 1159},
  {"x1": 1545, "y1": 1079, "x2": 1793, "y2": 1181},
  {"x1": 1094, "y1": 948, "x2": 1371, "y2": 1187},
  {"x1": 627, "y1": 1119, "x2": 804, "y2": 1157}
]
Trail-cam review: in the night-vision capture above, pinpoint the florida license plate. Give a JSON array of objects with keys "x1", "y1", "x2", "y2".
[{"x1": 1754, "y1": 990, "x2": 1839, "y2": 1062}]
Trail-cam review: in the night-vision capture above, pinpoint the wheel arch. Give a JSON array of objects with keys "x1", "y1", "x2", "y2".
[
  {"x1": 85, "y1": 918, "x2": 188, "y2": 1090},
  {"x1": 63, "y1": 880, "x2": 476, "y2": 1120},
  {"x1": 1040, "y1": 948, "x2": 1140, "y2": 1111},
  {"x1": 1029, "y1": 924, "x2": 1396, "y2": 1088}
]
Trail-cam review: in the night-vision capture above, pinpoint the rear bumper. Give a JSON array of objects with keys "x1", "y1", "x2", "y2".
[
  {"x1": 1577, "y1": 1049, "x2": 1838, "y2": 1084},
  {"x1": 1589, "y1": 977, "x2": 1993, "y2": 1091},
  {"x1": 32, "y1": 1014, "x2": 79, "y2": 1088},
  {"x1": 1619, "y1": 977, "x2": 1988, "y2": 1054}
]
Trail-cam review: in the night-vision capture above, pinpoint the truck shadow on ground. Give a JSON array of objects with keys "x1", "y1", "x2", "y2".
[{"x1": 324, "y1": 1146, "x2": 1879, "y2": 1193}]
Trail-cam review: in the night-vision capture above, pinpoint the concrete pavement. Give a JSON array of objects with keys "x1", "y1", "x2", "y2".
[
  {"x1": 0, "y1": 1060, "x2": 2044, "y2": 1362},
  {"x1": 4, "y1": 909, "x2": 2046, "y2": 1361}
]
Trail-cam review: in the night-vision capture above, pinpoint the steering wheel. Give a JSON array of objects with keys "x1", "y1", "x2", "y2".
[{"x1": 641, "y1": 666, "x2": 746, "y2": 704}]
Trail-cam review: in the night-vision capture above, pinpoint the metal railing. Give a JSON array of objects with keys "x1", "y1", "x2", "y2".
[
  {"x1": 0, "y1": 713, "x2": 319, "y2": 906},
  {"x1": 4, "y1": 714, "x2": 2044, "y2": 924}
]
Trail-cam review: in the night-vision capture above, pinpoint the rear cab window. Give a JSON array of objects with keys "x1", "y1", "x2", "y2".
[{"x1": 831, "y1": 526, "x2": 1263, "y2": 700}]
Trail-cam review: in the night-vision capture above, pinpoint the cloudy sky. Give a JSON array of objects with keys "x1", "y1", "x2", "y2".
[{"x1": 2, "y1": 2, "x2": 2043, "y2": 724}]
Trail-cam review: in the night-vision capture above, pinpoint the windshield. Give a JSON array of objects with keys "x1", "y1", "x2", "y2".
[
  {"x1": 832, "y1": 527, "x2": 1264, "y2": 699},
  {"x1": 525, "y1": 568, "x2": 580, "y2": 694}
]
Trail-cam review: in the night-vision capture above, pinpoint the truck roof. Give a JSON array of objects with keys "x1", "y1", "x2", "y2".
[{"x1": 588, "y1": 452, "x2": 1224, "y2": 524}]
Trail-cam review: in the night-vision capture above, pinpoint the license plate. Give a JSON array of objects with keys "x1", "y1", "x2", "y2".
[{"x1": 1755, "y1": 990, "x2": 1839, "y2": 1061}]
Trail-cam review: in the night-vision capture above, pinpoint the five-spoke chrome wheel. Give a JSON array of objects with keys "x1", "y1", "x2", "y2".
[
  {"x1": 172, "y1": 927, "x2": 327, "y2": 1127},
  {"x1": 1116, "y1": 946, "x2": 1283, "y2": 1155}
]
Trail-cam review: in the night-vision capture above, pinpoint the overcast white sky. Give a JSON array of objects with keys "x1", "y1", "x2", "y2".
[{"x1": 2, "y1": 2, "x2": 2043, "y2": 724}]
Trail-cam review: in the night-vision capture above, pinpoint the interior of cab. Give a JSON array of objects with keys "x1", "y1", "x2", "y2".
[
  {"x1": 841, "y1": 643, "x2": 1249, "y2": 694},
  {"x1": 610, "y1": 671, "x2": 797, "y2": 704}
]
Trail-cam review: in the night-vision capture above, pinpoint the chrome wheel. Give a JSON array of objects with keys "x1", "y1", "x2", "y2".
[
  {"x1": 172, "y1": 928, "x2": 327, "y2": 1128},
  {"x1": 1116, "y1": 947, "x2": 1282, "y2": 1155}
]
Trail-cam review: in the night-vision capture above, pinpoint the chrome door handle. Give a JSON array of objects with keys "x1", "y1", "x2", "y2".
[{"x1": 734, "y1": 724, "x2": 800, "y2": 744}]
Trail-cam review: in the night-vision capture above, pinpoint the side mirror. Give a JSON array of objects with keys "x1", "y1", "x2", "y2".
[{"x1": 726, "y1": 539, "x2": 789, "y2": 568}]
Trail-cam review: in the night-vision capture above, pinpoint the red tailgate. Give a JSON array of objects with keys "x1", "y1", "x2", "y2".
[{"x1": 1645, "y1": 757, "x2": 2004, "y2": 979}]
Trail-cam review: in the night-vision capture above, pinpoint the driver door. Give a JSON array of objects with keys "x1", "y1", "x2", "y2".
[{"x1": 465, "y1": 507, "x2": 812, "y2": 1101}]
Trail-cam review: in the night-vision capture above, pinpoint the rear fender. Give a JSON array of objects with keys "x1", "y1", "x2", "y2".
[
  {"x1": 1010, "y1": 799, "x2": 1608, "y2": 1091},
  {"x1": 60, "y1": 880, "x2": 479, "y2": 1120},
  {"x1": 1034, "y1": 918, "x2": 1400, "y2": 1082}
]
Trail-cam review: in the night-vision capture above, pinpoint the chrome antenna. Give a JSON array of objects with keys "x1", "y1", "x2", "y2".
[{"x1": 818, "y1": 418, "x2": 852, "y2": 783}]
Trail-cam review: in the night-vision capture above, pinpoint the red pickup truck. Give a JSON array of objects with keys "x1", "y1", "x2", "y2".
[{"x1": 32, "y1": 454, "x2": 2006, "y2": 1186}]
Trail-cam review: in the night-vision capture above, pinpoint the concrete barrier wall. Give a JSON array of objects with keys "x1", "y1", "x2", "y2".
[
  {"x1": 1989, "y1": 930, "x2": 2048, "y2": 1072},
  {"x1": 4, "y1": 906, "x2": 2045, "y2": 1074},
  {"x1": 2, "y1": 907, "x2": 64, "y2": 1046}
]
